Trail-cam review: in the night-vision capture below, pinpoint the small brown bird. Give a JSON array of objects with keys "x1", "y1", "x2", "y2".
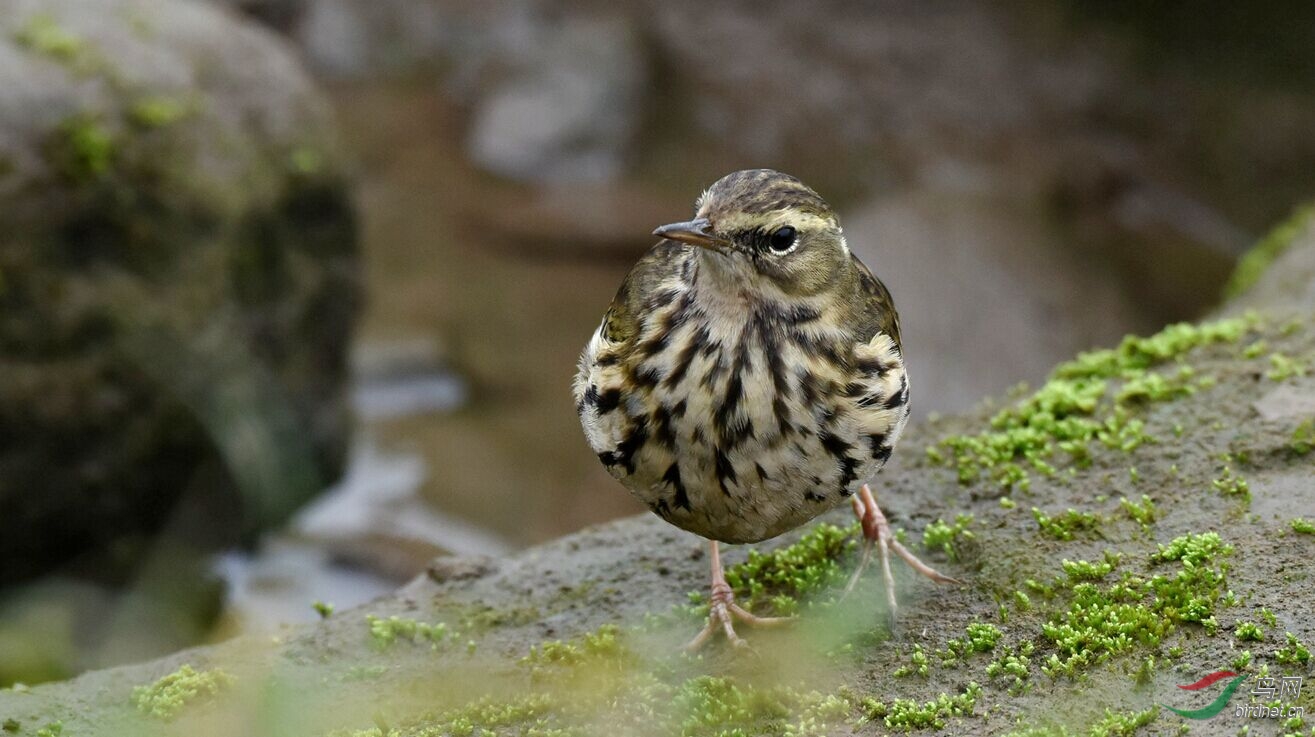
[{"x1": 574, "y1": 169, "x2": 957, "y2": 648}]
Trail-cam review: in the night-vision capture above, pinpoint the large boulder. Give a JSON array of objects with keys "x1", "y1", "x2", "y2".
[{"x1": 0, "y1": 0, "x2": 360, "y2": 584}]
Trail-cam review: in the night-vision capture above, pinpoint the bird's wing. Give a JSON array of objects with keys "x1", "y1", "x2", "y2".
[
  {"x1": 846, "y1": 253, "x2": 902, "y2": 348},
  {"x1": 599, "y1": 241, "x2": 692, "y2": 346}
]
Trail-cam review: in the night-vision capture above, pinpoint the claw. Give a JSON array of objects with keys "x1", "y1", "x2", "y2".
[
  {"x1": 844, "y1": 484, "x2": 961, "y2": 627},
  {"x1": 684, "y1": 540, "x2": 793, "y2": 652}
]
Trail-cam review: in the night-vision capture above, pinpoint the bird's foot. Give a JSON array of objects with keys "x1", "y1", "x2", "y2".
[
  {"x1": 685, "y1": 541, "x2": 791, "y2": 652},
  {"x1": 684, "y1": 579, "x2": 790, "y2": 651},
  {"x1": 843, "y1": 484, "x2": 962, "y2": 626}
]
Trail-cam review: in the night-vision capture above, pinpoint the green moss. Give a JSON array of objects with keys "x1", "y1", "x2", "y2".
[
  {"x1": 291, "y1": 147, "x2": 325, "y2": 175},
  {"x1": 1223, "y1": 205, "x2": 1315, "y2": 300},
  {"x1": 1115, "y1": 366, "x2": 1197, "y2": 404},
  {"x1": 878, "y1": 683, "x2": 981, "y2": 731},
  {"x1": 131, "y1": 664, "x2": 234, "y2": 720},
  {"x1": 313, "y1": 601, "x2": 334, "y2": 618},
  {"x1": 1039, "y1": 580, "x2": 1171, "y2": 677},
  {"x1": 519, "y1": 624, "x2": 628, "y2": 674},
  {"x1": 1004, "y1": 708, "x2": 1157, "y2": 737},
  {"x1": 1061, "y1": 552, "x2": 1120, "y2": 582},
  {"x1": 1261, "y1": 608, "x2": 1279, "y2": 627},
  {"x1": 395, "y1": 664, "x2": 866, "y2": 737},
  {"x1": 1014, "y1": 590, "x2": 1033, "y2": 611},
  {"x1": 1, "y1": 719, "x2": 17, "y2": 733},
  {"x1": 1038, "y1": 534, "x2": 1233, "y2": 678},
  {"x1": 1292, "y1": 518, "x2": 1315, "y2": 534},
  {"x1": 1087, "y1": 708, "x2": 1156, "y2": 737},
  {"x1": 1292, "y1": 421, "x2": 1315, "y2": 455},
  {"x1": 669, "y1": 676, "x2": 789, "y2": 736},
  {"x1": 1235, "y1": 621, "x2": 1263, "y2": 641},
  {"x1": 365, "y1": 615, "x2": 449, "y2": 650},
  {"x1": 922, "y1": 514, "x2": 975, "y2": 562},
  {"x1": 893, "y1": 645, "x2": 930, "y2": 677},
  {"x1": 1212, "y1": 466, "x2": 1251, "y2": 504},
  {"x1": 932, "y1": 317, "x2": 1254, "y2": 490},
  {"x1": 33, "y1": 723, "x2": 61, "y2": 737},
  {"x1": 47, "y1": 114, "x2": 116, "y2": 181},
  {"x1": 937, "y1": 623, "x2": 1004, "y2": 666},
  {"x1": 1267, "y1": 353, "x2": 1308, "y2": 381},
  {"x1": 717, "y1": 523, "x2": 855, "y2": 616},
  {"x1": 987, "y1": 643, "x2": 1034, "y2": 695},
  {"x1": 1232, "y1": 650, "x2": 1253, "y2": 670},
  {"x1": 1133, "y1": 654, "x2": 1155, "y2": 686},
  {"x1": 328, "y1": 729, "x2": 396, "y2": 737},
  {"x1": 1033, "y1": 508, "x2": 1101, "y2": 541},
  {"x1": 128, "y1": 96, "x2": 191, "y2": 129},
  {"x1": 13, "y1": 15, "x2": 85, "y2": 63},
  {"x1": 413, "y1": 694, "x2": 554, "y2": 737},
  {"x1": 1118, "y1": 495, "x2": 1158, "y2": 527},
  {"x1": 1147, "y1": 533, "x2": 1232, "y2": 627},
  {"x1": 1276, "y1": 633, "x2": 1311, "y2": 666}
]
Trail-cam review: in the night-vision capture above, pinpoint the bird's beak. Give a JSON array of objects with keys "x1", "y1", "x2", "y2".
[{"x1": 652, "y1": 218, "x2": 729, "y2": 250}]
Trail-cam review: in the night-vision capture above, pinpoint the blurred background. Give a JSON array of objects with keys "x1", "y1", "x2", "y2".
[{"x1": 2, "y1": 0, "x2": 1315, "y2": 686}]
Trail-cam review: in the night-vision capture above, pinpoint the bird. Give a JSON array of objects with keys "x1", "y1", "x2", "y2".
[{"x1": 573, "y1": 169, "x2": 958, "y2": 649}]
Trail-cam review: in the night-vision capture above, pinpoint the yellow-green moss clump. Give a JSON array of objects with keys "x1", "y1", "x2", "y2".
[
  {"x1": 1275, "y1": 633, "x2": 1311, "y2": 666},
  {"x1": 1222, "y1": 205, "x2": 1314, "y2": 300},
  {"x1": 1292, "y1": 518, "x2": 1315, "y2": 535},
  {"x1": 868, "y1": 683, "x2": 982, "y2": 731},
  {"x1": 1037, "y1": 533, "x2": 1233, "y2": 678},
  {"x1": 130, "y1": 664, "x2": 234, "y2": 721},
  {"x1": 1291, "y1": 421, "x2": 1315, "y2": 455},
  {"x1": 714, "y1": 522, "x2": 856, "y2": 616},
  {"x1": 47, "y1": 114, "x2": 116, "y2": 181},
  {"x1": 13, "y1": 15, "x2": 85, "y2": 64},
  {"x1": 519, "y1": 624, "x2": 630, "y2": 677},
  {"x1": 1032, "y1": 508, "x2": 1101, "y2": 541},
  {"x1": 930, "y1": 318, "x2": 1255, "y2": 491},
  {"x1": 128, "y1": 95, "x2": 193, "y2": 129},
  {"x1": 1235, "y1": 621, "x2": 1264, "y2": 642},
  {"x1": 365, "y1": 615, "x2": 449, "y2": 650},
  {"x1": 1117, "y1": 495, "x2": 1158, "y2": 528},
  {"x1": 1267, "y1": 352, "x2": 1308, "y2": 381},
  {"x1": 922, "y1": 514, "x2": 975, "y2": 562},
  {"x1": 1004, "y1": 707, "x2": 1155, "y2": 737}
]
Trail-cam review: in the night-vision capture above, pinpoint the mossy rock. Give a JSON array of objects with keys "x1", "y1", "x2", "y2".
[
  {"x1": 3, "y1": 223, "x2": 1314, "y2": 735},
  {"x1": 0, "y1": 0, "x2": 360, "y2": 584}
]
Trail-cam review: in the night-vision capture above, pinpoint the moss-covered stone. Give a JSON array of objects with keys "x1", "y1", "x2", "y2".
[
  {"x1": 932, "y1": 317, "x2": 1256, "y2": 491},
  {"x1": 1223, "y1": 205, "x2": 1315, "y2": 301},
  {"x1": 4, "y1": 256, "x2": 1315, "y2": 735},
  {"x1": 0, "y1": 0, "x2": 360, "y2": 601}
]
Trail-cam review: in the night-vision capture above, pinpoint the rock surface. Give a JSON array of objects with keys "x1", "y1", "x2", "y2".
[
  {"x1": 2, "y1": 213, "x2": 1312, "y2": 735},
  {"x1": 0, "y1": 0, "x2": 360, "y2": 583}
]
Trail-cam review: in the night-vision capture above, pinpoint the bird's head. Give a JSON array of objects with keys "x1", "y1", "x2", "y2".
[{"x1": 652, "y1": 169, "x2": 849, "y2": 297}]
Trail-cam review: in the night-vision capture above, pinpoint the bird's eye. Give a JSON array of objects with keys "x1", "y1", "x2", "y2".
[{"x1": 768, "y1": 226, "x2": 797, "y2": 252}]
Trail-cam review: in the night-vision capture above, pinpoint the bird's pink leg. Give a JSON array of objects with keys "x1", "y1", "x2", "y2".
[
  {"x1": 685, "y1": 540, "x2": 791, "y2": 651},
  {"x1": 844, "y1": 484, "x2": 961, "y2": 623}
]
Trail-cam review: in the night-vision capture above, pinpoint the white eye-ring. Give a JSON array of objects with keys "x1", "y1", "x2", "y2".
[{"x1": 768, "y1": 226, "x2": 797, "y2": 253}]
